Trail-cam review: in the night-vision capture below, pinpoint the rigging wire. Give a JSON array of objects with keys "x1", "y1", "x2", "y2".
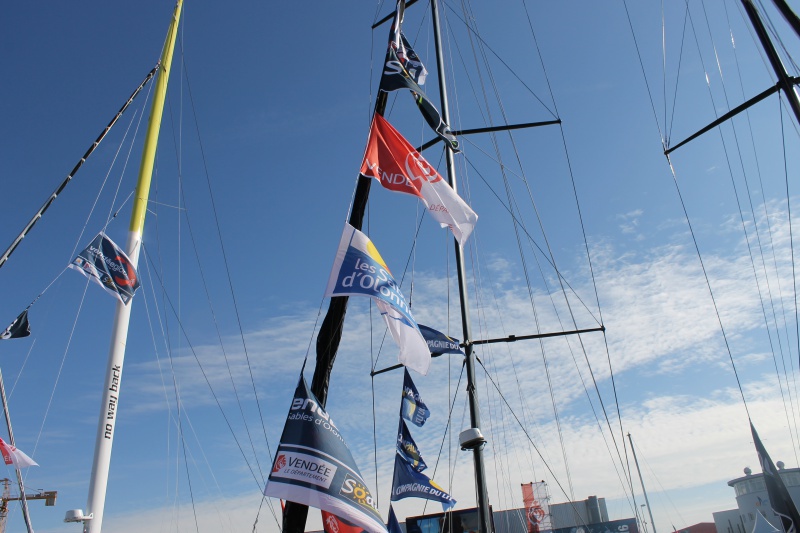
[
  {"x1": 724, "y1": 2, "x2": 800, "y2": 454},
  {"x1": 141, "y1": 244, "x2": 270, "y2": 491},
  {"x1": 179, "y1": 56, "x2": 275, "y2": 483},
  {"x1": 698, "y1": 0, "x2": 800, "y2": 459}
]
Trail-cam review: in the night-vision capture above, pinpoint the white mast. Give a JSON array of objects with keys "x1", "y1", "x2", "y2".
[{"x1": 64, "y1": 2, "x2": 184, "y2": 531}]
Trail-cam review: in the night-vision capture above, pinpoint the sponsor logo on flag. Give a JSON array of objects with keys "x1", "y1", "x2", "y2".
[
  {"x1": 391, "y1": 453, "x2": 456, "y2": 510},
  {"x1": 270, "y1": 451, "x2": 338, "y2": 489},
  {"x1": 68, "y1": 232, "x2": 140, "y2": 304},
  {"x1": 400, "y1": 369, "x2": 430, "y2": 426},
  {"x1": 322, "y1": 510, "x2": 365, "y2": 533},
  {"x1": 419, "y1": 324, "x2": 463, "y2": 355},
  {"x1": 397, "y1": 419, "x2": 427, "y2": 472},
  {"x1": 325, "y1": 224, "x2": 430, "y2": 375},
  {"x1": 379, "y1": 0, "x2": 459, "y2": 151},
  {"x1": 360, "y1": 114, "x2": 477, "y2": 245},
  {"x1": 264, "y1": 378, "x2": 387, "y2": 533}
]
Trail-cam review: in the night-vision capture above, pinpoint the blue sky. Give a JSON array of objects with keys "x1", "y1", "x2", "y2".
[{"x1": 2, "y1": 1, "x2": 800, "y2": 532}]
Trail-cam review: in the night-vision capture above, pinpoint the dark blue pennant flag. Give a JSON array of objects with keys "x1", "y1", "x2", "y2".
[
  {"x1": 400, "y1": 369, "x2": 430, "y2": 427},
  {"x1": 397, "y1": 419, "x2": 427, "y2": 472},
  {"x1": 419, "y1": 324, "x2": 463, "y2": 355},
  {"x1": 264, "y1": 377, "x2": 387, "y2": 533},
  {"x1": 379, "y1": 0, "x2": 459, "y2": 152},
  {"x1": 68, "y1": 232, "x2": 140, "y2": 305},
  {"x1": 387, "y1": 505, "x2": 403, "y2": 533},
  {"x1": 391, "y1": 453, "x2": 456, "y2": 510},
  {"x1": 0, "y1": 309, "x2": 30, "y2": 340},
  {"x1": 751, "y1": 422, "x2": 800, "y2": 533}
]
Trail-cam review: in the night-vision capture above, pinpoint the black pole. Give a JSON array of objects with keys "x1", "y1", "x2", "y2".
[
  {"x1": 430, "y1": 0, "x2": 493, "y2": 531},
  {"x1": 769, "y1": 0, "x2": 800, "y2": 41},
  {"x1": 279, "y1": 58, "x2": 389, "y2": 533},
  {"x1": 0, "y1": 66, "x2": 159, "y2": 272},
  {"x1": 741, "y1": 0, "x2": 800, "y2": 126}
]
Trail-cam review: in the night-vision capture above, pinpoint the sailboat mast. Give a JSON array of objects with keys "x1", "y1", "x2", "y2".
[
  {"x1": 740, "y1": 0, "x2": 800, "y2": 125},
  {"x1": 628, "y1": 434, "x2": 657, "y2": 533},
  {"x1": 80, "y1": 3, "x2": 183, "y2": 532},
  {"x1": 429, "y1": 1, "x2": 493, "y2": 532},
  {"x1": 0, "y1": 370, "x2": 33, "y2": 533}
]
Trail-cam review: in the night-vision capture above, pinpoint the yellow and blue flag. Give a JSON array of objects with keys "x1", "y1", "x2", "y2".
[
  {"x1": 390, "y1": 453, "x2": 456, "y2": 511},
  {"x1": 400, "y1": 369, "x2": 430, "y2": 426},
  {"x1": 397, "y1": 419, "x2": 427, "y2": 472},
  {"x1": 325, "y1": 224, "x2": 430, "y2": 375}
]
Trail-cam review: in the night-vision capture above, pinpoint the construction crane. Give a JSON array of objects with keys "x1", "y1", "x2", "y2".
[{"x1": 0, "y1": 478, "x2": 57, "y2": 533}]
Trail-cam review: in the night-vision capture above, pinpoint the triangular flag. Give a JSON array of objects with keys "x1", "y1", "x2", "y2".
[
  {"x1": 751, "y1": 422, "x2": 800, "y2": 533},
  {"x1": 391, "y1": 453, "x2": 456, "y2": 510},
  {"x1": 0, "y1": 309, "x2": 31, "y2": 340},
  {"x1": 360, "y1": 114, "x2": 477, "y2": 246},
  {"x1": 387, "y1": 506, "x2": 403, "y2": 533},
  {"x1": 265, "y1": 377, "x2": 387, "y2": 533},
  {"x1": 397, "y1": 419, "x2": 427, "y2": 472},
  {"x1": 378, "y1": 0, "x2": 459, "y2": 151},
  {"x1": 325, "y1": 224, "x2": 430, "y2": 375},
  {"x1": 419, "y1": 324, "x2": 463, "y2": 355},
  {"x1": 0, "y1": 438, "x2": 37, "y2": 468},
  {"x1": 400, "y1": 369, "x2": 430, "y2": 427}
]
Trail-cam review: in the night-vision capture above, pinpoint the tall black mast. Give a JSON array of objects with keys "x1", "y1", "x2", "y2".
[
  {"x1": 279, "y1": 77, "x2": 389, "y2": 533},
  {"x1": 667, "y1": 0, "x2": 800, "y2": 154},
  {"x1": 429, "y1": 0, "x2": 493, "y2": 531}
]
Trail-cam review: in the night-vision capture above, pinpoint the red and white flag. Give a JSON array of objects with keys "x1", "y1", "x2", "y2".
[
  {"x1": 0, "y1": 438, "x2": 37, "y2": 468},
  {"x1": 360, "y1": 114, "x2": 477, "y2": 245},
  {"x1": 322, "y1": 510, "x2": 365, "y2": 533}
]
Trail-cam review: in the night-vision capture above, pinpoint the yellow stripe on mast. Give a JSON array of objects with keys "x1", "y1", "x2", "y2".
[{"x1": 129, "y1": 0, "x2": 184, "y2": 238}]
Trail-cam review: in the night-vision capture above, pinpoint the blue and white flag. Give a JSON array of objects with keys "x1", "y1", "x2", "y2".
[
  {"x1": 69, "y1": 232, "x2": 140, "y2": 305},
  {"x1": 400, "y1": 369, "x2": 430, "y2": 427},
  {"x1": 265, "y1": 377, "x2": 387, "y2": 533},
  {"x1": 397, "y1": 419, "x2": 427, "y2": 472},
  {"x1": 325, "y1": 223, "x2": 430, "y2": 375},
  {"x1": 379, "y1": 0, "x2": 459, "y2": 151},
  {"x1": 391, "y1": 453, "x2": 456, "y2": 511},
  {"x1": 419, "y1": 324, "x2": 463, "y2": 355}
]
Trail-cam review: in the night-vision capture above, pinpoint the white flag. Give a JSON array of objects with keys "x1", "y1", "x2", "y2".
[
  {"x1": 0, "y1": 438, "x2": 38, "y2": 468},
  {"x1": 377, "y1": 300, "x2": 430, "y2": 375}
]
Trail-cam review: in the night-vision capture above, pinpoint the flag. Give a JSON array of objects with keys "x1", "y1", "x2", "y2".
[
  {"x1": 419, "y1": 324, "x2": 463, "y2": 355},
  {"x1": 522, "y1": 482, "x2": 550, "y2": 533},
  {"x1": 379, "y1": 0, "x2": 459, "y2": 151},
  {"x1": 69, "y1": 232, "x2": 140, "y2": 304},
  {"x1": 387, "y1": 506, "x2": 403, "y2": 533},
  {"x1": 0, "y1": 309, "x2": 30, "y2": 340},
  {"x1": 325, "y1": 223, "x2": 430, "y2": 375},
  {"x1": 0, "y1": 438, "x2": 37, "y2": 468},
  {"x1": 360, "y1": 114, "x2": 477, "y2": 245},
  {"x1": 322, "y1": 510, "x2": 365, "y2": 533},
  {"x1": 397, "y1": 419, "x2": 427, "y2": 472},
  {"x1": 391, "y1": 453, "x2": 456, "y2": 510},
  {"x1": 400, "y1": 369, "x2": 430, "y2": 427},
  {"x1": 751, "y1": 422, "x2": 800, "y2": 533},
  {"x1": 265, "y1": 377, "x2": 387, "y2": 533}
]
